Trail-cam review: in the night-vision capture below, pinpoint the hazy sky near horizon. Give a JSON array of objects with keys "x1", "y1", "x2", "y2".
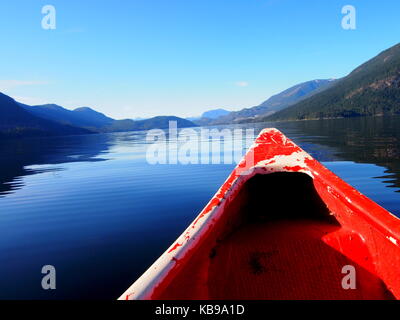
[{"x1": 0, "y1": 0, "x2": 399, "y2": 119}]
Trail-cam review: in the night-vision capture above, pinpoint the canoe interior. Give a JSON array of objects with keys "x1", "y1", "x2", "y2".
[{"x1": 157, "y1": 172, "x2": 395, "y2": 300}]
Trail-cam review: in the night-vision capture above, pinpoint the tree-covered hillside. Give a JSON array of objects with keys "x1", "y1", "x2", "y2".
[{"x1": 267, "y1": 43, "x2": 400, "y2": 121}]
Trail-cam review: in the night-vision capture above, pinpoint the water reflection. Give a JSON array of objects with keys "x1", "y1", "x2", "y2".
[
  {"x1": 286, "y1": 116, "x2": 400, "y2": 191},
  {"x1": 1, "y1": 116, "x2": 400, "y2": 196},
  {"x1": 0, "y1": 134, "x2": 113, "y2": 196}
]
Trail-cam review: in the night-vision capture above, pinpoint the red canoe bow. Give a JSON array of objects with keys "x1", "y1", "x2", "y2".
[{"x1": 120, "y1": 128, "x2": 400, "y2": 300}]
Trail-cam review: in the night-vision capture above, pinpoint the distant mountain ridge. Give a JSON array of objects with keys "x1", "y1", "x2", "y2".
[
  {"x1": 267, "y1": 43, "x2": 400, "y2": 121},
  {"x1": 201, "y1": 109, "x2": 230, "y2": 119},
  {"x1": 259, "y1": 79, "x2": 336, "y2": 113},
  {"x1": 0, "y1": 93, "x2": 91, "y2": 138},
  {"x1": 21, "y1": 101, "x2": 197, "y2": 132},
  {"x1": 21, "y1": 104, "x2": 114, "y2": 129},
  {"x1": 102, "y1": 116, "x2": 197, "y2": 132},
  {"x1": 197, "y1": 79, "x2": 335, "y2": 125},
  {"x1": 1, "y1": 93, "x2": 197, "y2": 138},
  {"x1": 71, "y1": 107, "x2": 115, "y2": 127}
]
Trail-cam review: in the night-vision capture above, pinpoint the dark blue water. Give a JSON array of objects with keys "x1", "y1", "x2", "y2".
[{"x1": 0, "y1": 116, "x2": 399, "y2": 299}]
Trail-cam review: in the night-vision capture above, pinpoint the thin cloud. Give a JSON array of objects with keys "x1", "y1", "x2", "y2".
[
  {"x1": 0, "y1": 80, "x2": 49, "y2": 91},
  {"x1": 235, "y1": 81, "x2": 249, "y2": 87}
]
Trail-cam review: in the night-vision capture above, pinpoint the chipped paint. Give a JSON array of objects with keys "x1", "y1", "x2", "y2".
[
  {"x1": 125, "y1": 292, "x2": 134, "y2": 300},
  {"x1": 345, "y1": 196, "x2": 353, "y2": 204},
  {"x1": 387, "y1": 236, "x2": 398, "y2": 246},
  {"x1": 168, "y1": 243, "x2": 183, "y2": 254}
]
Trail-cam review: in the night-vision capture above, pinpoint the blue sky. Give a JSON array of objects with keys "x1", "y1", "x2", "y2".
[{"x1": 0, "y1": 0, "x2": 399, "y2": 119}]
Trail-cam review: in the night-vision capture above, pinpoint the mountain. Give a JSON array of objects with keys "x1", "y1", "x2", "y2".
[
  {"x1": 4, "y1": 94, "x2": 196, "y2": 137},
  {"x1": 203, "y1": 79, "x2": 335, "y2": 125},
  {"x1": 201, "y1": 108, "x2": 230, "y2": 119},
  {"x1": 0, "y1": 93, "x2": 91, "y2": 138},
  {"x1": 259, "y1": 79, "x2": 336, "y2": 113},
  {"x1": 20, "y1": 101, "x2": 196, "y2": 133},
  {"x1": 103, "y1": 116, "x2": 197, "y2": 132},
  {"x1": 186, "y1": 117, "x2": 201, "y2": 121},
  {"x1": 21, "y1": 104, "x2": 114, "y2": 129},
  {"x1": 267, "y1": 43, "x2": 400, "y2": 121},
  {"x1": 186, "y1": 109, "x2": 230, "y2": 123},
  {"x1": 71, "y1": 107, "x2": 114, "y2": 127}
]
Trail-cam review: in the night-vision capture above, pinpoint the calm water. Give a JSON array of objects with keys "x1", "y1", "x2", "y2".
[{"x1": 1, "y1": 116, "x2": 400, "y2": 299}]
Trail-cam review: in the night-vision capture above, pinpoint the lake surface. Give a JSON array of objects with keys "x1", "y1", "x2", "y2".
[{"x1": 0, "y1": 116, "x2": 400, "y2": 299}]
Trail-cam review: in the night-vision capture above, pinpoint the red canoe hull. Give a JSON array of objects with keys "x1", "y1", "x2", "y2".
[{"x1": 120, "y1": 129, "x2": 400, "y2": 300}]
